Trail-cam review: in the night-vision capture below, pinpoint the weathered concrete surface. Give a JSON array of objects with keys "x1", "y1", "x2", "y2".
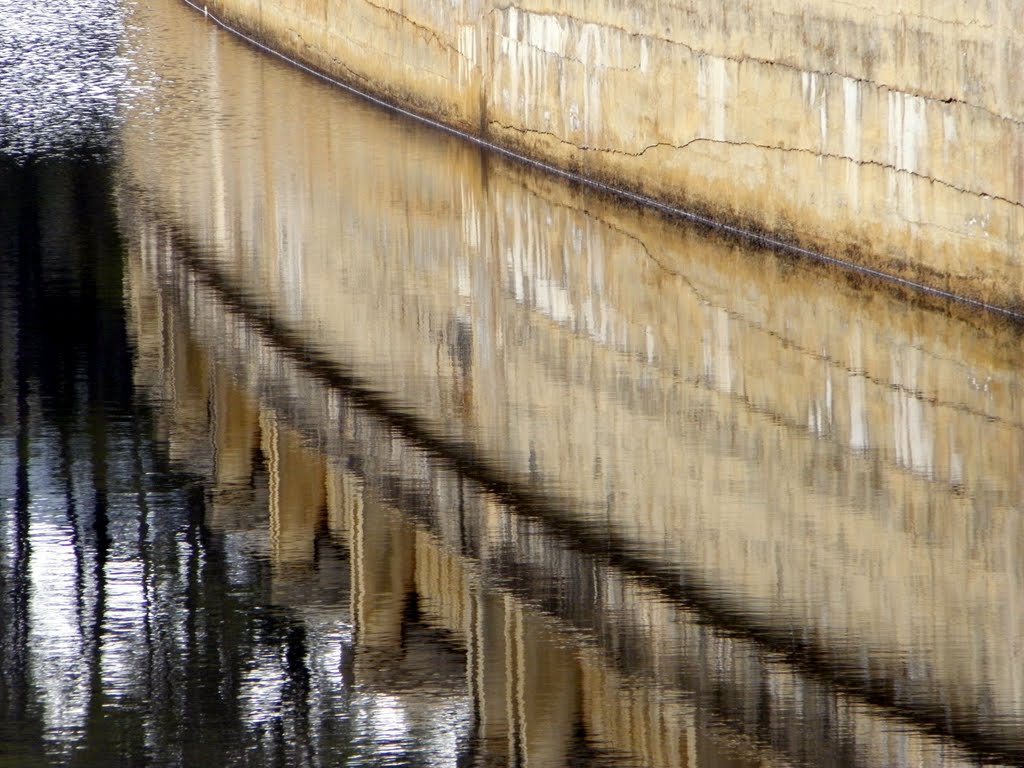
[{"x1": 193, "y1": 0, "x2": 1024, "y2": 307}]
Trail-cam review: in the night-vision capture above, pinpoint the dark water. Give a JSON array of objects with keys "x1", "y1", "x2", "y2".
[{"x1": 3, "y1": 0, "x2": 1024, "y2": 766}]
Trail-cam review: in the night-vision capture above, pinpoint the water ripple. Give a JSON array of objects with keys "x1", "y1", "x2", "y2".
[{"x1": 0, "y1": 0, "x2": 139, "y2": 159}]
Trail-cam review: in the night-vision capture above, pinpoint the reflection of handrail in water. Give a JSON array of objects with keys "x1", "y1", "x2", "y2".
[
  {"x1": 131, "y1": 205, "x2": 1024, "y2": 766},
  {"x1": 179, "y1": 0, "x2": 1024, "y2": 324}
]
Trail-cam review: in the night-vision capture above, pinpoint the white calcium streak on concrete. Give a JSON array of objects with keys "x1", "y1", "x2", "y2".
[
  {"x1": 843, "y1": 76, "x2": 861, "y2": 210},
  {"x1": 698, "y1": 55, "x2": 728, "y2": 143}
]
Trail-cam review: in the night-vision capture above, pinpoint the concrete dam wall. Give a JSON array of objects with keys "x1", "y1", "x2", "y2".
[{"x1": 191, "y1": 0, "x2": 1024, "y2": 308}]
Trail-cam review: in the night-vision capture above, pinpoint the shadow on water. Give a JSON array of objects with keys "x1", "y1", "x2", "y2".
[{"x1": 1, "y1": 155, "x2": 130, "y2": 763}]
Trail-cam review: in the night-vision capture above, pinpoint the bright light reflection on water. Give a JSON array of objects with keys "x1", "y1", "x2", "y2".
[
  {"x1": 0, "y1": 0, "x2": 145, "y2": 159},
  {"x1": 29, "y1": 519, "x2": 89, "y2": 746}
]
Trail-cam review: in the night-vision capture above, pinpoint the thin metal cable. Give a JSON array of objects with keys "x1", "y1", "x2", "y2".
[{"x1": 180, "y1": 0, "x2": 1024, "y2": 322}]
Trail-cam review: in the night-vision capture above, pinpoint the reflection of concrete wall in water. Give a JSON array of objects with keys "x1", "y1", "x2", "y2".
[
  {"x1": 196, "y1": 0, "x2": 1024, "y2": 306},
  {"x1": 122, "y1": 241, "x2": 988, "y2": 765},
  {"x1": 123, "y1": 261, "x2": 700, "y2": 765}
]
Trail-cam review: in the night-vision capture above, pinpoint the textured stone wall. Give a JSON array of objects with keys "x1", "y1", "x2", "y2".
[{"x1": 196, "y1": 0, "x2": 1024, "y2": 307}]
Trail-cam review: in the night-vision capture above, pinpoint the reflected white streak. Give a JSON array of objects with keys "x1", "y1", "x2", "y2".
[{"x1": 28, "y1": 519, "x2": 88, "y2": 744}]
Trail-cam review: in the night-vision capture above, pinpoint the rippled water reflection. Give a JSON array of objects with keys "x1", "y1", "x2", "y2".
[
  {"x1": 3, "y1": 0, "x2": 1024, "y2": 765},
  {"x1": 0, "y1": 0, "x2": 146, "y2": 159}
]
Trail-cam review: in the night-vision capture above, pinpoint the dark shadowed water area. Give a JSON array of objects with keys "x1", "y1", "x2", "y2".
[{"x1": 2, "y1": 0, "x2": 1024, "y2": 766}]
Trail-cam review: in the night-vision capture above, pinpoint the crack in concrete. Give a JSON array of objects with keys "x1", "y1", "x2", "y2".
[
  {"x1": 488, "y1": 119, "x2": 1024, "y2": 213},
  {"x1": 637, "y1": 139, "x2": 1024, "y2": 213},
  {"x1": 358, "y1": 0, "x2": 466, "y2": 60},
  {"x1": 826, "y1": 0, "x2": 998, "y2": 31}
]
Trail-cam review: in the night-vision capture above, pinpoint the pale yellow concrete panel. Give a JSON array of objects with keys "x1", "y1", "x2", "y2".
[{"x1": 203, "y1": 0, "x2": 1024, "y2": 306}]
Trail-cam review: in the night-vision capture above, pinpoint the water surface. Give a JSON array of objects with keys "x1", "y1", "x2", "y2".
[{"x1": 2, "y1": 0, "x2": 1023, "y2": 765}]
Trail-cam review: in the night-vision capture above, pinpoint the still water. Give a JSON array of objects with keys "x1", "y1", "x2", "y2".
[{"x1": 2, "y1": 0, "x2": 1024, "y2": 765}]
